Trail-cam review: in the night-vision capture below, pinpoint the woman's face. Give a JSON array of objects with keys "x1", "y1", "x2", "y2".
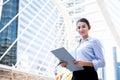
[{"x1": 76, "y1": 22, "x2": 89, "y2": 39}]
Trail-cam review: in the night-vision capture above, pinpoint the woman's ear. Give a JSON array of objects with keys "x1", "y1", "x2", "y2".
[{"x1": 88, "y1": 25, "x2": 91, "y2": 30}]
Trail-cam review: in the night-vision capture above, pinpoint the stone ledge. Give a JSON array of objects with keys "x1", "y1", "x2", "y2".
[{"x1": 0, "y1": 65, "x2": 53, "y2": 80}]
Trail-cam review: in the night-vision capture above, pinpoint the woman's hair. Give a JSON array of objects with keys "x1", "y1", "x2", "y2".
[{"x1": 76, "y1": 18, "x2": 91, "y2": 29}]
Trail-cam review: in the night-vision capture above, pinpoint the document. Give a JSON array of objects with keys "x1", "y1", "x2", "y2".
[{"x1": 51, "y1": 47, "x2": 83, "y2": 71}]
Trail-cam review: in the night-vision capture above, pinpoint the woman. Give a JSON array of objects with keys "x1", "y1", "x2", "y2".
[{"x1": 60, "y1": 18, "x2": 105, "y2": 80}]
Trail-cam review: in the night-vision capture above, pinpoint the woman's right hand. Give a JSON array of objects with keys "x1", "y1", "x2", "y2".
[{"x1": 59, "y1": 60, "x2": 67, "y2": 67}]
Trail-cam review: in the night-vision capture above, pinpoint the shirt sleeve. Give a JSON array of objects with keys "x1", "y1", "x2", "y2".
[{"x1": 92, "y1": 39, "x2": 105, "y2": 70}]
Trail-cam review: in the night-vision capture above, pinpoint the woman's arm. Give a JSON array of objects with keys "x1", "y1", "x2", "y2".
[{"x1": 92, "y1": 40, "x2": 105, "y2": 70}]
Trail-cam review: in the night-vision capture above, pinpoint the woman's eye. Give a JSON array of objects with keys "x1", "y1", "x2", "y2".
[
  {"x1": 82, "y1": 25, "x2": 85, "y2": 28},
  {"x1": 77, "y1": 26, "x2": 81, "y2": 29},
  {"x1": 78, "y1": 27, "x2": 80, "y2": 29},
  {"x1": 77, "y1": 25, "x2": 86, "y2": 29}
]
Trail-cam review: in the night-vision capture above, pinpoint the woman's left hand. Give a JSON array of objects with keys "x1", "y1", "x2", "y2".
[
  {"x1": 73, "y1": 60, "x2": 85, "y2": 67},
  {"x1": 73, "y1": 60, "x2": 93, "y2": 67}
]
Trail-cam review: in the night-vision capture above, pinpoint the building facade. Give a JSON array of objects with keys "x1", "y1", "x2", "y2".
[
  {"x1": 17, "y1": 0, "x2": 66, "y2": 78},
  {"x1": 0, "y1": 0, "x2": 67, "y2": 78},
  {"x1": 0, "y1": 0, "x2": 18, "y2": 66}
]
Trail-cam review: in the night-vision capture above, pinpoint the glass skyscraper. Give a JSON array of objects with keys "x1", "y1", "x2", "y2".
[
  {"x1": 16, "y1": 0, "x2": 65, "y2": 78},
  {"x1": 0, "y1": 0, "x2": 66, "y2": 78},
  {"x1": 0, "y1": 0, "x2": 18, "y2": 66}
]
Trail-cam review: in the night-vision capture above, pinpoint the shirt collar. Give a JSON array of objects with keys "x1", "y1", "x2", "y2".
[
  {"x1": 76, "y1": 36, "x2": 91, "y2": 43},
  {"x1": 81, "y1": 36, "x2": 91, "y2": 41}
]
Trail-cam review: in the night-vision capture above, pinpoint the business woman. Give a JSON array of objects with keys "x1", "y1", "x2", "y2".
[{"x1": 60, "y1": 18, "x2": 105, "y2": 80}]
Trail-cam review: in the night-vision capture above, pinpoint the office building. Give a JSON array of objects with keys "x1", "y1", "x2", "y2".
[
  {"x1": 0, "y1": 0, "x2": 18, "y2": 66},
  {"x1": 17, "y1": 0, "x2": 66, "y2": 77}
]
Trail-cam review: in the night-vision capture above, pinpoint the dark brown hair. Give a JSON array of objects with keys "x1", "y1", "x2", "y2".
[{"x1": 76, "y1": 18, "x2": 91, "y2": 29}]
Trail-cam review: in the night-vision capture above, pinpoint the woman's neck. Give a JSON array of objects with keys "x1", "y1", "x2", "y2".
[{"x1": 82, "y1": 35, "x2": 89, "y2": 40}]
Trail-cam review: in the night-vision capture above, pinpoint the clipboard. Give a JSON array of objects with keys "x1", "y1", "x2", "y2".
[{"x1": 51, "y1": 47, "x2": 83, "y2": 71}]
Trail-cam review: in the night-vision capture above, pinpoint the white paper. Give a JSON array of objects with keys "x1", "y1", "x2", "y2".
[{"x1": 51, "y1": 47, "x2": 84, "y2": 71}]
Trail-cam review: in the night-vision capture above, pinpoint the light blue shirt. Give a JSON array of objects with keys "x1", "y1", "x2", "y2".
[{"x1": 70, "y1": 37, "x2": 105, "y2": 71}]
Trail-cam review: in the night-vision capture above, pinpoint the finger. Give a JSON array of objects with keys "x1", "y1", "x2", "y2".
[{"x1": 58, "y1": 62, "x2": 64, "y2": 66}]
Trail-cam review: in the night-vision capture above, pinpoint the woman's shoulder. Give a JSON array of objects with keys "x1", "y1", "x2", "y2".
[
  {"x1": 89, "y1": 37, "x2": 103, "y2": 47},
  {"x1": 88, "y1": 37, "x2": 102, "y2": 45},
  {"x1": 89, "y1": 37, "x2": 100, "y2": 42}
]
